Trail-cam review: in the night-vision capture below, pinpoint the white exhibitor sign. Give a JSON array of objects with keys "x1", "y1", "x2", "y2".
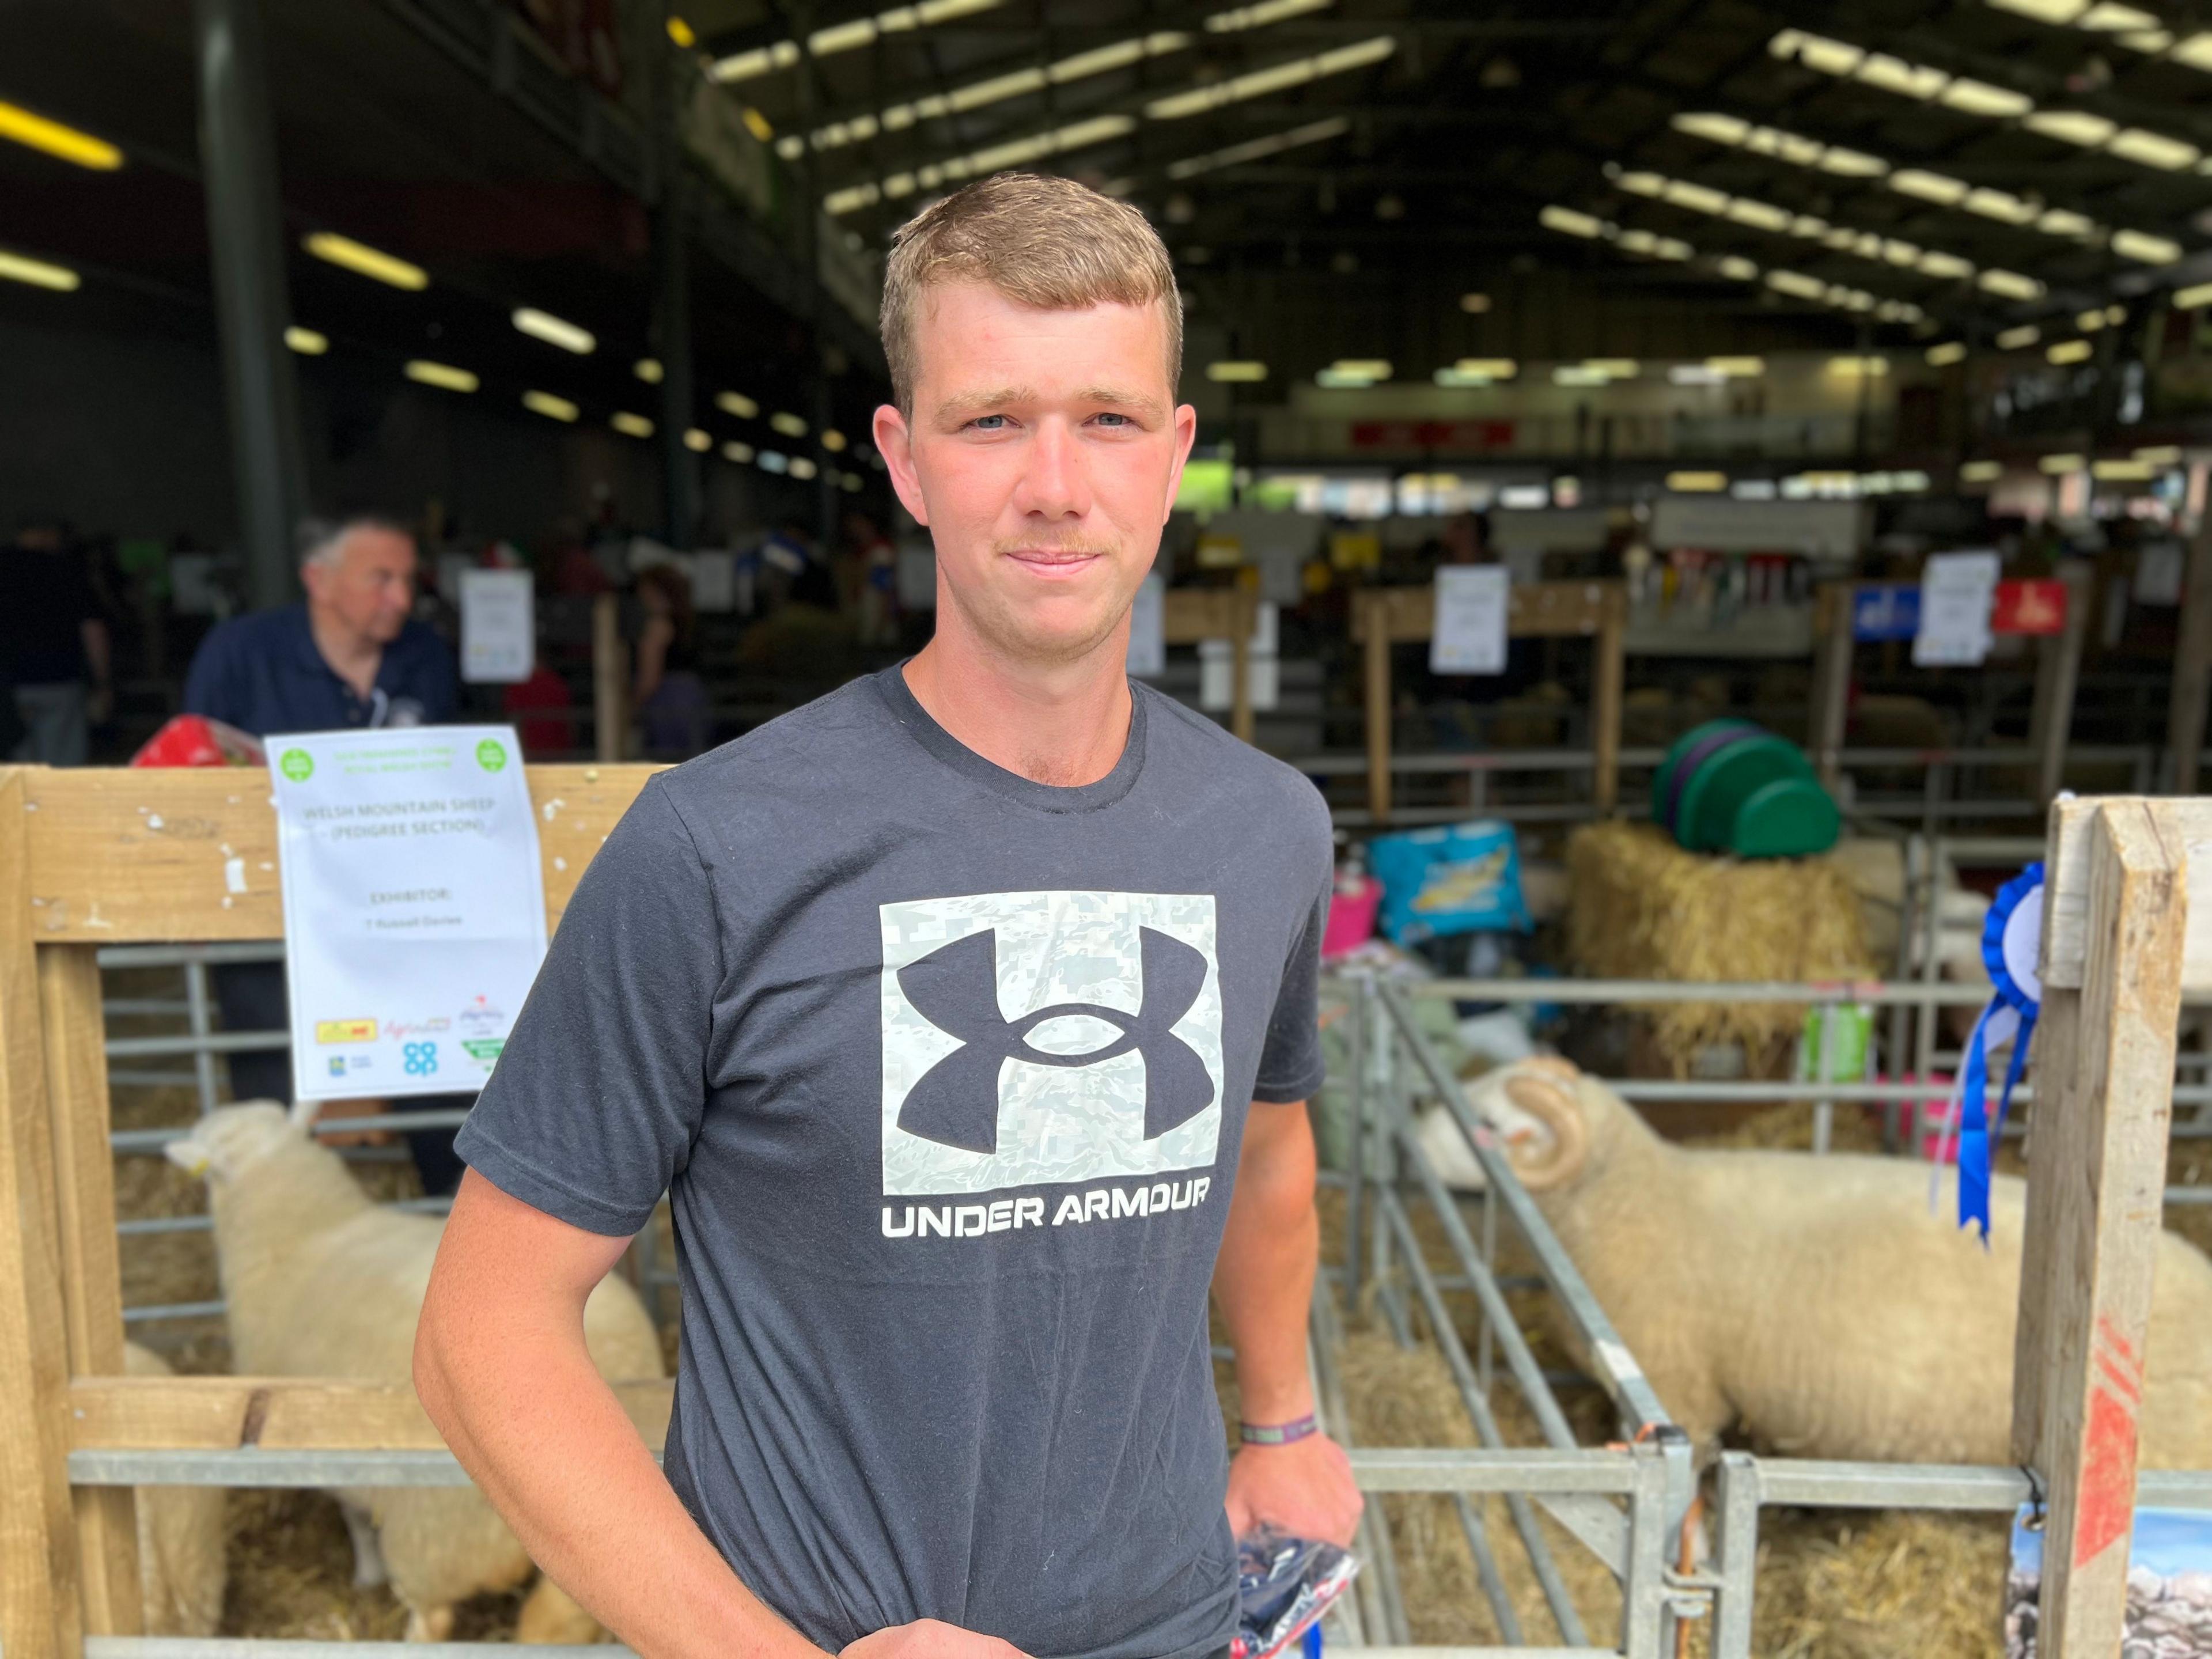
[
  {"x1": 270, "y1": 725, "x2": 547, "y2": 1102},
  {"x1": 460, "y1": 569, "x2": 535, "y2": 684},
  {"x1": 1914, "y1": 550, "x2": 2001, "y2": 667},
  {"x1": 1430, "y1": 566, "x2": 1510, "y2": 674}
]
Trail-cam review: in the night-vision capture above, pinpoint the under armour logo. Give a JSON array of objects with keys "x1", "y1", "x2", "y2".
[{"x1": 896, "y1": 925, "x2": 1215, "y2": 1153}]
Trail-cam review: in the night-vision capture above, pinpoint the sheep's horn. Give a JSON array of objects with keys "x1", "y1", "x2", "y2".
[{"x1": 1500, "y1": 1073, "x2": 1590, "y2": 1191}]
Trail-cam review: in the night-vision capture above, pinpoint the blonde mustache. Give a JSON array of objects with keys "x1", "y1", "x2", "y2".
[{"x1": 991, "y1": 538, "x2": 1120, "y2": 559}]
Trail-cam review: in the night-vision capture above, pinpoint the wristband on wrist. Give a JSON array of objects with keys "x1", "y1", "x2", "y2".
[{"x1": 1240, "y1": 1412, "x2": 1319, "y2": 1446}]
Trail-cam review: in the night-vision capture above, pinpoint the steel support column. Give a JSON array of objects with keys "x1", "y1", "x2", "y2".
[{"x1": 195, "y1": 0, "x2": 309, "y2": 609}]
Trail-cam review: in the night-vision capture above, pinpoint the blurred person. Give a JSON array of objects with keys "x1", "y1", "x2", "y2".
[
  {"x1": 2, "y1": 520, "x2": 112, "y2": 764},
  {"x1": 847, "y1": 509, "x2": 900, "y2": 646},
  {"x1": 181, "y1": 516, "x2": 470, "y2": 1194},
  {"x1": 419, "y1": 172, "x2": 1353, "y2": 1659},
  {"x1": 632, "y1": 562, "x2": 710, "y2": 755}
]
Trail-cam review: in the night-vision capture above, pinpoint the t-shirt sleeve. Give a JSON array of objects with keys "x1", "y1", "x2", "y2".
[
  {"x1": 1252, "y1": 873, "x2": 1330, "y2": 1104},
  {"x1": 454, "y1": 777, "x2": 718, "y2": 1235}
]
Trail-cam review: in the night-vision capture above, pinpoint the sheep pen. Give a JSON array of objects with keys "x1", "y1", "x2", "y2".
[{"x1": 99, "y1": 969, "x2": 2209, "y2": 1653}]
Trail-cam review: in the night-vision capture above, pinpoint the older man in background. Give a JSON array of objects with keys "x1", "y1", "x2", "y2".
[{"x1": 183, "y1": 516, "x2": 468, "y2": 1190}]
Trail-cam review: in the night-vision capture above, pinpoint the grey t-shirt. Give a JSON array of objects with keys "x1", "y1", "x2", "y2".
[{"x1": 456, "y1": 665, "x2": 1332, "y2": 1659}]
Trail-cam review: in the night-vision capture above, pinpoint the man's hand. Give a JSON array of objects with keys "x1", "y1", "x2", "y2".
[
  {"x1": 842, "y1": 1620, "x2": 1029, "y2": 1659},
  {"x1": 1225, "y1": 1435, "x2": 1363, "y2": 1547}
]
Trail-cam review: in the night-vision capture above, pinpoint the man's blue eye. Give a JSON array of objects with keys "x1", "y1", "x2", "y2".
[
  {"x1": 970, "y1": 415, "x2": 1008, "y2": 430},
  {"x1": 1094, "y1": 413, "x2": 1131, "y2": 427}
]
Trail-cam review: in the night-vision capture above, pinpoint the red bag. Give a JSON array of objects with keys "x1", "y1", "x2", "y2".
[{"x1": 130, "y1": 714, "x2": 266, "y2": 769}]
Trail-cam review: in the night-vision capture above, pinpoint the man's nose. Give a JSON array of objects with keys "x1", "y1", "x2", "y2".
[{"x1": 1011, "y1": 419, "x2": 1091, "y2": 521}]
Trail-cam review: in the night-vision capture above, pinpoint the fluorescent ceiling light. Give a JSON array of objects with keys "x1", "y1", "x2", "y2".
[
  {"x1": 717, "y1": 391, "x2": 760, "y2": 419},
  {"x1": 1667, "y1": 471, "x2": 1728, "y2": 491},
  {"x1": 1717, "y1": 255, "x2": 1760, "y2": 281},
  {"x1": 1457, "y1": 358, "x2": 1517, "y2": 377},
  {"x1": 405, "y1": 359, "x2": 478, "y2": 393},
  {"x1": 1978, "y1": 268, "x2": 2043, "y2": 300},
  {"x1": 1960, "y1": 459, "x2": 2004, "y2": 481},
  {"x1": 2093, "y1": 457, "x2": 2154, "y2": 479},
  {"x1": 1706, "y1": 356, "x2": 1765, "y2": 376},
  {"x1": 0, "y1": 248, "x2": 85, "y2": 291},
  {"x1": 2038, "y1": 209, "x2": 2095, "y2": 237},
  {"x1": 684, "y1": 428, "x2": 711, "y2": 452},
  {"x1": 1732, "y1": 479, "x2": 1779, "y2": 499},
  {"x1": 1670, "y1": 365, "x2": 1725, "y2": 385},
  {"x1": 523, "y1": 390, "x2": 579, "y2": 422},
  {"x1": 842, "y1": 472, "x2": 865, "y2": 492},
  {"x1": 823, "y1": 429, "x2": 849, "y2": 451},
  {"x1": 1890, "y1": 169, "x2": 1968, "y2": 204},
  {"x1": 1316, "y1": 368, "x2": 1382, "y2": 388},
  {"x1": 2177, "y1": 281, "x2": 2212, "y2": 308},
  {"x1": 1765, "y1": 269, "x2": 1826, "y2": 300},
  {"x1": 724, "y1": 440, "x2": 756, "y2": 463},
  {"x1": 635, "y1": 359, "x2": 663, "y2": 383},
  {"x1": 612, "y1": 412, "x2": 654, "y2": 438},
  {"x1": 2049, "y1": 338, "x2": 2094, "y2": 363},
  {"x1": 789, "y1": 28, "x2": 1196, "y2": 154},
  {"x1": 1927, "y1": 341, "x2": 1968, "y2": 365},
  {"x1": 1434, "y1": 367, "x2": 1497, "y2": 387},
  {"x1": 1584, "y1": 358, "x2": 1638, "y2": 377},
  {"x1": 0, "y1": 100, "x2": 123, "y2": 170},
  {"x1": 512, "y1": 307, "x2": 596, "y2": 355},
  {"x1": 2135, "y1": 445, "x2": 2183, "y2": 463},
  {"x1": 2038, "y1": 452, "x2": 2086, "y2": 472},
  {"x1": 1537, "y1": 210, "x2": 1922, "y2": 326},
  {"x1": 1144, "y1": 36, "x2": 1395, "y2": 120},
  {"x1": 759, "y1": 450, "x2": 790, "y2": 474},
  {"x1": 2111, "y1": 230, "x2": 2181, "y2": 264},
  {"x1": 771, "y1": 411, "x2": 809, "y2": 437},
  {"x1": 667, "y1": 16, "x2": 696, "y2": 48},
  {"x1": 1162, "y1": 116, "x2": 1350, "y2": 183},
  {"x1": 1207, "y1": 361, "x2": 1269, "y2": 381},
  {"x1": 303, "y1": 232, "x2": 427, "y2": 291},
  {"x1": 1460, "y1": 292, "x2": 1491, "y2": 313},
  {"x1": 790, "y1": 456, "x2": 820, "y2": 480},
  {"x1": 1541, "y1": 204, "x2": 1604, "y2": 238},
  {"x1": 283, "y1": 326, "x2": 327, "y2": 355},
  {"x1": 1997, "y1": 324, "x2": 2042, "y2": 349},
  {"x1": 1207, "y1": 0, "x2": 1333, "y2": 27},
  {"x1": 1774, "y1": 27, "x2": 2205, "y2": 177},
  {"x1": 1964, "y1": 187, "x2": 2040, "y2": 225},
  {"x1": 1552, "y1": 366, "x2": 1609, "y2": 386},
  {"x1": 1828, "y1": 355, "x2": 1889, "y2": 376},
  {"x1": 713, "y1": 0, "x2": 1006, "y2": 82},
  {"x1": 827, "y1": 114, "x2": 1137, "y2": 214}
]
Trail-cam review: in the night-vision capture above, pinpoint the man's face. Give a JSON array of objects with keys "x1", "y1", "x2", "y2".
[
  {"x1": 875, "y1": 281, "x2": 1195, "y2": 667},
  {"x1": 303, "y1": 528, "x2": 417, "y2": 646}
]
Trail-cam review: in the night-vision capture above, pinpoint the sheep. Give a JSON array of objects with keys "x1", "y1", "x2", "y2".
[
  {"x1": 122, "y1": 1341, "x2": 227, "y2": 1635},
  {"x1": 165, "y1": 1101, "x2": 665, "y2": 1642},
  {"x1": 1434, "y1": 1057, "x2": 2212, "y2": 1469}
]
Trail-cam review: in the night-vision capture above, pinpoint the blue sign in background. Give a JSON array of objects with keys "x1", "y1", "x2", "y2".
[{"x1": 1853, "y1": 584, "x2": 1922, "y2": 641}]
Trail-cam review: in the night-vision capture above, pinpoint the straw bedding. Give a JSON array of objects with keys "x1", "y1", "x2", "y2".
[{"x1": 1563, "y1": 821, "x2": 1877, "y2": 1073}]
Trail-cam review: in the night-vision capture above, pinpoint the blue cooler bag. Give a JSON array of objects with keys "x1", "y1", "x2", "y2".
[{"x1": 1368, "y1": 820, "x2": 1532, "y2": 945}]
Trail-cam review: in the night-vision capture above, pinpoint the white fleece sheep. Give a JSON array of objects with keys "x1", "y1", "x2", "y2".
[
  {"x1": 122, "y1": 1341, "x2": 227, "y2": 1635},
  {"x1": 1438, "y1": 1058, "x2": 2212, "y2": 1468},
  {"x1": 166, "y1": 1101, "x2": 665, "y2": 1641}
]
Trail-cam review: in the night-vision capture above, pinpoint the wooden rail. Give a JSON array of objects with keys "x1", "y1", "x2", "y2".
[{"x1": 1351, "y1": 580, "x2": 1627, "y2": 825}]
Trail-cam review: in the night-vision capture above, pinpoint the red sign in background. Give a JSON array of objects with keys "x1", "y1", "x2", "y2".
[
  {"x1": 1991, "y1": 578, "x2": 2068, "y2": 636},
  {"x1": 1349, "y1": 420, "x2": 1518, "y2": 451}
]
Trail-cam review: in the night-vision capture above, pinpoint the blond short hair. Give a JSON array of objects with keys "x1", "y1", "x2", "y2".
[{"x1": 880, "y1": 172, "x2": 1182, "y2": 417}]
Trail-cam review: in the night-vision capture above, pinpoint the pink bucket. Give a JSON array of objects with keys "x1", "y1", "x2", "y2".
[{"x1": 1322, "y1": 878, "x2": 1382, "y2": 960}]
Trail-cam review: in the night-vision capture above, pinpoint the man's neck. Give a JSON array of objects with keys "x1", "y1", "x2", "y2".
[
  {"x1": 306, "y1": 605, "x2": 382, "y2": 700},
  {"x1": 901, "y1": 626, "x2": 1131, "y2": 789}
]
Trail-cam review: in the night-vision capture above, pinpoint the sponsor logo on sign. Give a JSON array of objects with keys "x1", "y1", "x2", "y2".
[
  {"x1": 461, "y1": 1038, "x2": 505, "y2": 1062},
  {"x1": 315, "y1": 1018, "x2": 378, "y2": 1045},
  {"x1": 475, "y1": 738, "x2": 507, "y2": 772},
  {"x1": 279, "y1": 748, "x2": 313, "y2": 782}
]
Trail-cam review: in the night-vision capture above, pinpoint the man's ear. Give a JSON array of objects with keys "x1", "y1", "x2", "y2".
[
  {"x1": 1161, "y1": 403, "x2": 1198, "y2": 527},
  {"x1": 873, "y1": 403, "x2": 929, "y2": 528}
]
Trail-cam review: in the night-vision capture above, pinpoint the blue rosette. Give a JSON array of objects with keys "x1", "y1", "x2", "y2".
[{"x1": 1950, "y1": 863, "x2": 2044, "y2": 1241}]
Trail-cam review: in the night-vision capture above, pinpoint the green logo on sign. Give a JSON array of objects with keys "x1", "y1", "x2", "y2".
[
  {"x1": 475, "y1": 739, "x2": 507, "y2": 773},
  {"x1": 461, "y1": 1038, "x2": 506, "y2": 1062},
  {"x1": 279, "y1": 749, "x2": 313, "y2": 782}
]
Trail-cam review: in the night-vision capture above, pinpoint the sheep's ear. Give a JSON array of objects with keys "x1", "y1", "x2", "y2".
[
  {"x1": 164, "y1": 1138, "x2": 214, "y2": 1179},
  {"x1": 286, "y1": 1096, "x2": 320, "y2": 1133},
  {"x1": 1499, "y1": 1074, "x2": 1590, "y2": 1190}
]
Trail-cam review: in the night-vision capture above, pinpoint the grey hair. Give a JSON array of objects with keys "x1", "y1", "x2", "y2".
[{"x1": 296, "y1": 514, "x2": 410, "y2": 570}]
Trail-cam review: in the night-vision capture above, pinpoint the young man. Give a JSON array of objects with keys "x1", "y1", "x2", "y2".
[{"x1": 416, "y1": 172, "x2": 1357, "y2": 1659}]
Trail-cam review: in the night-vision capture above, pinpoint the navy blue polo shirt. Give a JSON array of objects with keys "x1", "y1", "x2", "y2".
[{"x1": 182, "y1": 603, "x2": 459, "y2": 738}]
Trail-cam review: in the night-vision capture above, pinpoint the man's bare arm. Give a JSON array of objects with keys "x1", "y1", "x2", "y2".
[
  {"x1": 1213, "y1": 1101, "x2": 1362, "y2": 1546},
  {"x1": 416, "y1": 1172, "x2": 1029, "y2": 1659},
  {"x1": 415, "y1": 1170, "x2": 817, "y2": 1659}
]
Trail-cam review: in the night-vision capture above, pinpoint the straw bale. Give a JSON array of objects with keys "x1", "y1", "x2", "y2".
[{"x1": 1565, "y1": 823, "x2": 1875, "y2": 1071}]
